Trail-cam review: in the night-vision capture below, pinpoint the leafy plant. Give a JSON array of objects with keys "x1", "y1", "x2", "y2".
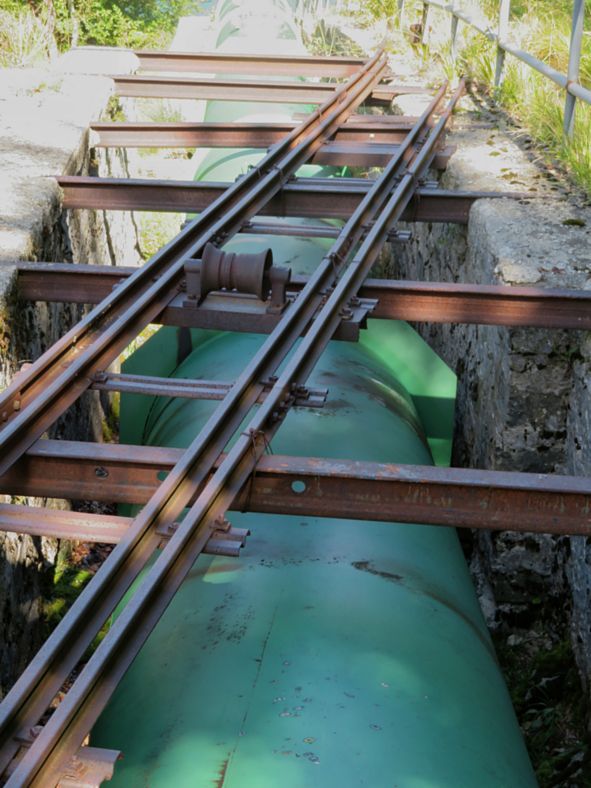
[
  {"x1": 0, "y1": 7, "x2": 56, "y2": 66},
  {"x1": 414, "y1": 0, "x2": 591, "y2": 195},
  {"x1": 0, "y1": 0, "x2": 203, "y2": 58}
]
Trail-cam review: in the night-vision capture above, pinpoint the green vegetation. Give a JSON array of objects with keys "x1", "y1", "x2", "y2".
[
  {"x1": 304, "y1": 18, "x2": 366, "y2": 58},
  {"x1": 335, "y1": 0, "x2": 591, "y2": 194},
  {"x1": 45, "y1": 541, "x2": 112, "y2": 654},
  {"x1": 0, "y1": 0, "x2": 203, "y2": 66},
  {"x1": 457, "y1": 0, "x2": 591, "y2": 193},
  {"x1": 495, "y1": 635, "x2": 591, "y2": 786},
  {"x1": 137, "y1": 211, "x2": 186, "y2": 260},
  {"x1": 45, "y1": 558, "x2": 93, "y2": 629}
]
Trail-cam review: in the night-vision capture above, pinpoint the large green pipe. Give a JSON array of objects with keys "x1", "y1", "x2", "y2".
[{"x1": 91, "y1": 1, "x2": 537, "y2": 785}]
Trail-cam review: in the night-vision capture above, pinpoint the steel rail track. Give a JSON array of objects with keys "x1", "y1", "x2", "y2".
[
  {"x1": 0, "y1": 53, "x2": 388, "y2": 779},
  {"x1": 5, "y1": 82, "x2": 461, "y2": 786},
  {"x1": 0, "y1": 51, "x2": 387, "y2": 482},
  {"x1": 2, "y1": 73, "x2": 438, "y2": 778}
]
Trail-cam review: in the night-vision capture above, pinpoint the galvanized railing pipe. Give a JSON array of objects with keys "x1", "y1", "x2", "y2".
[
  {"x1": 450, "y1": 5, "x2": 460, "y2": 63},
  {"x1": 421, "y1": 0, "x2": 590, "y2": 137},
  {"x1": 494, "y1": 0, "x2": 510, "y2": 88},
  {"x1": 565, "y1": 0, "x2": 585, "y2": 135}
]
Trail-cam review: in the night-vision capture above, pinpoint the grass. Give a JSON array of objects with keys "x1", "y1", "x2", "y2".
[
  {"x1": 0, "y1": 7, "x2": 56, "y2": 67},
  {"x1": 137, "y1": 212, "x2": 186, "y2": 260},
  {"x1": 45, "y1": 563, "x2": 93, "y2": 629},
  {"x1": 432, "y1": 0, "x2": 591, "y2": 194},
  {"x1": 304, "y1": 18, "x2": 366, "y2": 58},
  {"x1": 334, "y1": 0, "x2": 591, "y2": 195}
]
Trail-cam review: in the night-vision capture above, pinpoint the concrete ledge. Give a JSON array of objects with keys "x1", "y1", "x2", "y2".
[
  {"x1": 0, "y1": 68, "x2": 111, "y2": 264},
  {"x1": 55, "y1": 46, "x2": 140, "y2": 76},
  {"x1": 0, "y1": 48, "x2": 140, "y2": 696}
]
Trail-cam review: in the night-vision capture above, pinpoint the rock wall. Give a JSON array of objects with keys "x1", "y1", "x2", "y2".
[
  {"x1": 387, "y1": 96, "x2": 591, "y2": 699},
  {"x1": 0, "y1": 49, "x2": 142, "y2": 697}
]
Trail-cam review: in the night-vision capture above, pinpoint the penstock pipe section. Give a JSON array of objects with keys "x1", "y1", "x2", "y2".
[
  {"x1": 0, "y1": 51, "x2": 386, "y2": 480},
  {"x1": 6, "y1": 81, "x2": 462, "y2": 786},
  {"x1": 0, "y1": 52, "x2": 388, "y2": 780}
]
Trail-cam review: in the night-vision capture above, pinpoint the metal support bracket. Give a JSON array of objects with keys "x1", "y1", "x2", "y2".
[
  {"x1": 155, "y1": 518, "x2": 250, "y2": 557},
  {"x1": 8, "y1": 730, "x2": 120, "y2": 788},
  {"x1": 333, "y1": 297, "x2": 378, "y2": 341}
]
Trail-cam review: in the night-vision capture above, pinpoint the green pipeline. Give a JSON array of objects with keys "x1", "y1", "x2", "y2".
[{"x1": 90, "y1": 1, "x2": 537, "y2": 785}]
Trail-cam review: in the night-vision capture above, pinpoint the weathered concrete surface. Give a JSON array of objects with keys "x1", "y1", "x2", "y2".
[
  {"x1": 387, "y1": 94, "x2": 591, "y2": 697},
  {"x1": 0, "y1": 49, "x2": 141, "y2": 697}
]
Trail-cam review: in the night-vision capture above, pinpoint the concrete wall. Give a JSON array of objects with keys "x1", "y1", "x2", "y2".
[
  {"x1": 389, "y1": 95, "x2": 591, "y2": 695},
  {"x1": 0, "y1": 49, "x2": 142, "y2": 696}
]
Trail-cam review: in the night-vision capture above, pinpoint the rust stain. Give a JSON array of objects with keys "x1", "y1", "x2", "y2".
[
  {"x1": 214, "y1": 756, "x2": 230, "y2": 787},
  {"x1": 352, "y1": 560, "x2": 403, "y2": 582}
]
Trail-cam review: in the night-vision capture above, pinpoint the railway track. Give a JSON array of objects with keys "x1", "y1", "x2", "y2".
[{"x1": 0, "y1": 43, "x2": 588, "y2": 787}]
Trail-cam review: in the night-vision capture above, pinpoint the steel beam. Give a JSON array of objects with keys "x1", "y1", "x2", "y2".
[
  {"x1": 313, "y1": 141, "x2": 454, "y2": 168},
  {"x1": 57, "y1": 177, "x2": 509, "y2": 222},
  {"x1": 356, "y1": 279, "x2": 591, "y2": 329},
  {"x1": 134, "y1": 50, "x2": 366, "y2": 78},
  {"x1": 0, "y1": 504, "x2": 130, "y2": 545},
  {"x1": 89, "y1": 119, "x2": 425, "y2": 148},
  {"x1": 0, "y1": 503, "x2": 246, "y2": 556},
  {"x1": 113, "y1": 74, "x2": 427, "y2": 104},
  {"x1": 17, "y1": 264, "x2": 591, "y2": 330},
  {"x1": 89, "y1": 129, "x2": 451, "y2": 164},
  {"x1": 1, "y1": 440, "x2": 590, "y2": 536}
]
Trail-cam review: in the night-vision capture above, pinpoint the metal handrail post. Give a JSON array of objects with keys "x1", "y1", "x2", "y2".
[
  {"x1": 421, "y1": 0, "x2": 591, "y2": 114},
  {"x1": 421, "y1": 1, "x2": 431, "y2": 46},
  {"x1": 398, "y1": 0, "x2": 405, "y2": 29},
  {"x1": 450, "y1": 4, "x2": 460, "y2": 63},
  {"x1": 494, "y1": 0, "x2": 511, "y2": 89},
  {"x1": 564, "y1": 0, "x2": 585, "y2": 137}
]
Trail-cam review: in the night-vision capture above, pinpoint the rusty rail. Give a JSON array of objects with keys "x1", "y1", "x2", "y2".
[
  {"x1": 0, "y1": 39, "x2": 586, "y2": 785},
  {"x1": 1, "y1": 441, "x2": 590, "y2": 537},
  {"x1": 133, "y1": 49, "x2": 366, "y2": 78},
  {"x1": 57, "y1": 176, "x2": 520, "y2": 222},
  {"x1": 18, "y1": 263, "x2": 591, "y2": 330},
  {"x1": 0, "y1": 52, "x2": 389, "y2": 781},
  {"x1": 3, "y1": 77, "x2": 458, "y2": 786},
  {"x1": 0, "y1": 51, "x2": 386, "y2": 479}
]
